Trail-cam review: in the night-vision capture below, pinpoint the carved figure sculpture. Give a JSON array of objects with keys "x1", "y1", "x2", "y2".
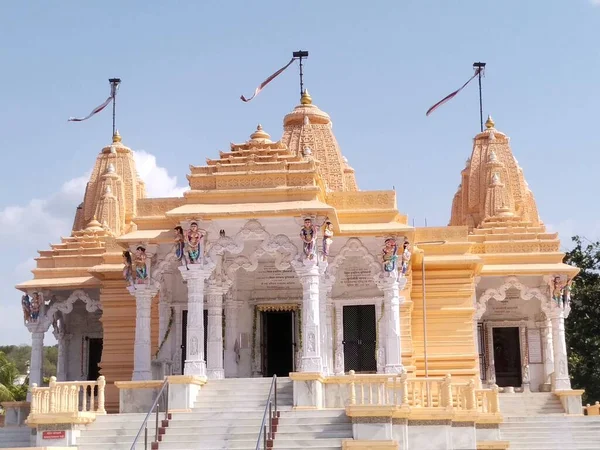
[
  {"x1": 21, "y1": 294, "x2": 31, "y2": 323},
  {"x1": 300, "y1": 218, "x2": 319, "y2": 260},
  {"x1": 174, "y1": 226, "x2": 188, "y2": 269},
  {"x1": 400, "y1": 240, "x2": 411, "y2": 276},
  {"x1": 186, "y1": 222, "x2": 204, "y2": 264},
  {"x1": 551, "y1": 276, "x2": 565, "y2": 306},
  {"x1": 30, "y1": 292, "x2": 41, "y2": 321},
  {"x1": 123, "y1": 250, "x2": 135, "y2": 286},
  {"x1": 322, "y1": 221, "x2": 334, "y2": 258},
  {"x1": 382, "y1": 238, "x2": 398, "y2": 273},
  {"x1": 564, "y1": 278, "x2": 573, "y2": 307},
  {"x1": 134, "y1": 246, "x2": 148, "y2": 281}
]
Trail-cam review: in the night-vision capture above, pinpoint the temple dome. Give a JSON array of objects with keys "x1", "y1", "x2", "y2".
[
  {"x1": 450, "y1": 116, "x2": 541, "y2": 230},
  {"x1": 281, "y1": 90, "x2": 357, "y2": 191}
]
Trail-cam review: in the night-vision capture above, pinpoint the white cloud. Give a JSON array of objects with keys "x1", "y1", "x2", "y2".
[
  {"x1": 133, "y1": 151, "x2": 189, "y2": 198},
  {"x1": 591, "y1": 0, "x2": 600, "y2": 6},
  {"x1": 0, "y1": 152, "x2": 187, "y2": 345}
]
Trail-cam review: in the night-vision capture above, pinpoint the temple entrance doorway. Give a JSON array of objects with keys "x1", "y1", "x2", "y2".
[
  {"x1": 492, "y1": 327, "x2": 522, "y2": 387},
  {"x1": 261, "y1": 311, "x2": 295, "y2": 377},
  {"x1": 181, "y1": 310, "x2": 208, "y2": 372},
  {"x1": 343, "y1": 305, "x2": 377, "y2": 373},
  {"x1": 86, "y1": 338, "x2": 103, "y2": 381}
]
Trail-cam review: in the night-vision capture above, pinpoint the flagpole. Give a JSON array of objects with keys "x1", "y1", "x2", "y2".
[
  {"x1": 108, "y1": 78, "x2": 121, "y2": 136},
  {"x1": 473, "y1": 62, "x2": 486, "y2": 132},
  {"x1": 293, "y1": 50, "x2": 309, "y2": 97}
]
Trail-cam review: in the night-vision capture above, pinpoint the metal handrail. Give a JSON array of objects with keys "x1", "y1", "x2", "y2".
[
  {"x1": 130, "y1": 379, "x2": 170, "y2": 450},
  {"x1": 255, "y1": 375, "x2": 278, "y2": 450}
]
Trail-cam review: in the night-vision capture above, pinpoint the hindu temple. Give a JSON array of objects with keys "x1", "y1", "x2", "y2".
[{"x1": 7, "y1": 90, "x2": 595, "y2": 450}]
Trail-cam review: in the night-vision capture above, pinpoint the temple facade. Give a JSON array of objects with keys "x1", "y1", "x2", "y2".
[{"x1": 16, "y1": 92, "x2": 578, "y2": 412}]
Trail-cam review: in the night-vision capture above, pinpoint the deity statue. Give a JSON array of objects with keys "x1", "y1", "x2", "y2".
[
  {"x1": 123, "y1": 250, "x2": 135, "y2": 287},
  {"x1": 400, "y1": 240, "x2": 411, "y2": 276},
  {"x1": 382, "y1": 238, "x2": 398, "y2": 273},
  {"x1": 300, "y1": 218, "x2": 319, "y2": 260},
  {"x1": 21, "y1": 294, "x2": 31, "y2": 323},
  {"x1": 564, "y1": 278, "x2": 573, "y2": 307},
  {"x1": 174, "y1": 226, "x2": 188, "y2": 269},
  {"x1": 186, "y1": 222, "x2": 204, "y2": 264},
  {"x1": 322, "y1": 221, "x2": 334, "y2": 258},
  {"x1": 30, "y1": 292, "x2": 41, "y2": 321},
  {"x1": 551, "y1": 276, "x2": 565, "y2": 306},
  {"x1": 134, "y1": 246, "x2": 148, "y2": 281}
]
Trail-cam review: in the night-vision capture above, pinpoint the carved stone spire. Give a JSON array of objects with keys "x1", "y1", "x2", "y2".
[
  {"x1": 281, "y1": 91, "x2": 357, "y2": 191},
  {"x1": 450, "y1": 116, "x2": 541, "y2": 230},
  {"x1": 72, "y1": 132, "x2": 146, "y2": 235}
]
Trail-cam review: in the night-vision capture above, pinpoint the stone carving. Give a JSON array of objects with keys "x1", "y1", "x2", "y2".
[
  {"x1": 382, "y1": 238, "x2": 398, "y2": 274},
  {"x1": 21, "y1": 294, "x2": 32, "y2": 323},
  {"x1": 400, "y1": 240, "x2": 411, "y2": 276},
  {"x1": 190, "y1": 336, "x2": 199, "y2": 356},
  {"x1": 307, "y1": 332, "x2": 316, "y2": 352},
  {"x1": 551, "y1": 276, "x2": 573, "y2": 308},
  {"x1": 322, "y1": 221, "x2": 334, "y2": 259},
  {"x1": 174, "y1": 226, "x2": 189, "y2": 269},
  {"x1": 30, "y1": 293, "x2": 42, "y2": 321},
  {"x1": 300, "y1": 218, "x2": 319, "y2": 260},
  {"x1": 123, "y1": 250, "x2": 135, "y2": 287},
  {"x1": 186, "y1": 222, "x2": 204, "y2": 264},
  {"x1": 476, "y1": 276, "x2": 546, "y2": 320},
  {"x1": 133, "y1": 246, "x2": 148, "y2": 281}
]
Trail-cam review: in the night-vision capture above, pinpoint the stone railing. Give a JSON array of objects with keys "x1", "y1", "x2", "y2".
[
  {"x1": 584, "y1": 402, "x2": 600, "y2": 416},
  {"x1": 28, "y1": 376, "x2": 106, "y2": 424},
  {"x1": 348, "y1": 371, "x2": 500, "y2": 414}
]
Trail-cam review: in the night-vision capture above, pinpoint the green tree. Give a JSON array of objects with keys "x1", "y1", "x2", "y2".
[
  {"x1": 0, "y1": 351, "x2": 28, "y2": 402},
  {"x1": 564, "y1": 236, "x2": 600, "y2": 405}
]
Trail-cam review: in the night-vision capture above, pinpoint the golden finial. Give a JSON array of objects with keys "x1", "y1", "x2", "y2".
[
  {"x1": 301, "y1": 89, "x2": 312, "y2": 105},
  {"x1": 112, "y1": 130, "x2": 122, "y2": 143},
  {"x1": 485, "y1": 115, "x2": 495, "y2": 129}
]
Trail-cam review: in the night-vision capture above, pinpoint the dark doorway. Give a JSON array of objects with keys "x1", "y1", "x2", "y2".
[
  {"x1": 492, "y1": 327, "x2": 522, "y2": 387},
  {"x1": 343, "y1": 305, "x2": 377, "y2": 373},
  {"x1": 87, "y1": 338, "x2": 103, "y2": 381},
  {"x1": 181, "y1": 310, "x2": 208, "y2": 374},
  {"x1": 261, "y1": 311, "x2": 294, "y2": 377}
]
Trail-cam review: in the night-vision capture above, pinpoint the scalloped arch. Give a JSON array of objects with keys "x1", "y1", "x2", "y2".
[
  {"x1": 476, "y1": 276, "x2": 547, "y2": 320},
  {"x1": 327, "y1": 237, "x2": 382, "y2": 279}
]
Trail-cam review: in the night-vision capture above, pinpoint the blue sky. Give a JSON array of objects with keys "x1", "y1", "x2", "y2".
[{"x1": 1, "y1": 0, "x2": 599, "y2": 345}]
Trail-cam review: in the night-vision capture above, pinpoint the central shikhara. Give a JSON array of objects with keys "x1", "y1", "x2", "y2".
[{"x1": 16, "y1": 91, "x2": 579, "y2": 413}]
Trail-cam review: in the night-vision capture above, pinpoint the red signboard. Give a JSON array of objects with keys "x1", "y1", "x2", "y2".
[{"x1": 42, "y1": 430, "x2": 65, "y2": 440}]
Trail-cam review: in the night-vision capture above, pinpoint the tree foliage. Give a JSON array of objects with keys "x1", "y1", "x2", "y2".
[
  {"x1": 0, "y1": 351, "x2": 28, "y2": 402},
  {"x1": 564, "y1": 236, "x2": 600, "y2": 404},
  {"x1": 0, "y1": 345, "x2": 58, "y2": 380}
]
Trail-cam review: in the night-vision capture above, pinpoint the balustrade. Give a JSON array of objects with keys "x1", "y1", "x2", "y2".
[
  {"x1": 29, "y1": 376, "x2": 106, "y2": 416},
  {"x1": 347, "y1": 371, "x2": 499, "y2": 414}
]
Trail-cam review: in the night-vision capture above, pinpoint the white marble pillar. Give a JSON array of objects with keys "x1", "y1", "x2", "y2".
[
  {"x1": 376, "y1": 272, "x2": 407, "y2": 374},
  {"x1": 130, "y1": 285, "x2": 158, "y2": 381},
  {"x1": 172, "y1": 306, "x2": 183, "y2": 375},
  {"x1": 550, "y1": 310, "x2": 571, "y2": 390},
  {"x1": 294, "y1": 260, "x2": 322, "y2": 373},
  {"x1": 28, "y1": 328, "x2": 46, "y2": 395},
  {"x1": 157, "y1": 272, "x2": 173, "y2": 360},
  {"x1": 53, "y1": 330, "x2": 71, "y2": 381},
  {"x1": 206, "y1": 280, "x2": 227, "y2": 380},
  {"x1": 224, "y1": 299, "x2": 239, "y2": 377},
  {"x1": 540, "y1": 319, "x2": 554, "y2": 389},
  {"x1": 318, "y1": 265, "x2": 335, "y2": 375},
  {"x1": 179, "y1": 265, "x2": 214, "y2": 377}
]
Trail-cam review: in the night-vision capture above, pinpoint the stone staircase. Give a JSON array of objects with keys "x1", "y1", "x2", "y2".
[
  {"x1": 500, "y1": 416, "x2": 600, "y2": 449},
  {"x1": 76, "y1": 377, "x2": 352, "y2": 450},
  {"x1": 499, "y1": 392, "x2": 565, "y2": 416},
  {"x1": 0, "y1": 427, "x2": 32, "y2": 448},
  {"x1": 498, "y1": 392, "x2": 600, "y2": 449}
]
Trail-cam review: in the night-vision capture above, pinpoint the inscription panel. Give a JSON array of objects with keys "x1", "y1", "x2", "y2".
[
  {"x1": 332, "y1": 255, "x2": 380, "y2": 298},
  {"x1": 528, "y1": 328, "x2": 542, "y2": 364}
]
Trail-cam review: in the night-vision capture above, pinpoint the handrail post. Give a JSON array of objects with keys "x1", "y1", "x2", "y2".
[
  {"x1": 268, "y1": 401, "x2": 273, "y2": 439},
  {"x1": 274, "y1": 375, "x2": 278, "y2": 417},
  {"x1": 144, "y1": 426, "x2": 148, "y2": 450},
  {"x1": 263, "y1": 424, "x2": 267, "y2": 450},
  {"x1": 155, "y1": 402, "x2": 159, "y2": 443}
]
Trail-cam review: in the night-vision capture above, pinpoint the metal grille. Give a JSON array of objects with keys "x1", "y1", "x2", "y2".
[
  {"x1": 477, "y1": 323, "x2": 486, "y2": 382},
  {"x1": 343, "y1": 305, "x2": 377, "y2": 373}
]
